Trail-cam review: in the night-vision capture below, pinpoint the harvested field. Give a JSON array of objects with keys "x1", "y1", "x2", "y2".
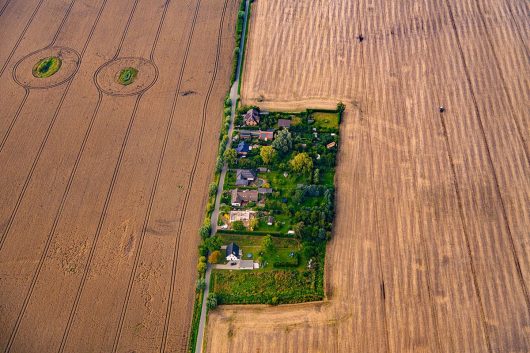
[
  {"x1": 207, "y1": 0, "x2": 530, "y2": 352},
  {"x1": 0, "y1": 0, "x2": 238, "y2": 351}
]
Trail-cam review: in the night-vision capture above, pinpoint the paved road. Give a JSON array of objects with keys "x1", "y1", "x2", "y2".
[{"x1": 196, "y1": 1, "x2": 250, "y2": 352}]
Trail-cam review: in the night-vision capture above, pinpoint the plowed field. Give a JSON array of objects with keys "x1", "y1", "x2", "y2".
[
  {"x1": 207, "y1": 0, "x2": 530, "y2": 352},
  {"x1": 0, "y1": 0, "x2": 237, "y2": 351}
]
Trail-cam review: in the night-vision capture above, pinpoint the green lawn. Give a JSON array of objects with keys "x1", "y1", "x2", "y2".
[
  {"x1": 218, "y1": 234, "x2": 304, "y2": 269},
  {"x1": 261, "y1": 170, "x2": 309, "y2": 191},
  {"x1": 320, "y1": 168, "x2": 335, "y2": 186},
  {"x1": 312, "y1": 112, "x2": 339, "y2": 131}
]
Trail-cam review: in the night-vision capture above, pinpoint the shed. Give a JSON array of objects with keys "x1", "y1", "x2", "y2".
[{"x1": 278, "y1": 119, "x2": 291, "y2": 128}]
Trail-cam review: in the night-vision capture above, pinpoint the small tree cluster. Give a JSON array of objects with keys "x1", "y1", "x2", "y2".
[{"x1": 272, "y1": 129, "x2": 292, "y2": 154}]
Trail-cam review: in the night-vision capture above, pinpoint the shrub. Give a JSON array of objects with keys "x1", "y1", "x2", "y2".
[
  {"x1": 208, "y1": 250, "x2": 222, "y2": 264},
  {"x1": 199, "y1": 224, "x2": 211, "y2": 239},
  {"x1": 232, "y1": 220, "x2": 245, "y2": 231},
  {"x1": 204, "y1": 236, "x2": 223, "y2": 251},
  {"x1": 223, "y1": 148, "x2": 237, "y2": 167},
  {"x1": 196, "y1": 278, "x2": 206, "y2": 292},
  {"x1": 197, "y1": 261, "x2": 206, "y2": 275},
  {"x1": 207, "y1": 294, "x2": 218, "y2": 310},
  {"x1": 209, "y1": 183, "x2": 218, "y2": 197}
]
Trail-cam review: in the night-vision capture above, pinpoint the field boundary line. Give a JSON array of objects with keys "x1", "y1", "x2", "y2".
[
  {"x1": 445, "y1": 0, "x2": 530, "y2": 309},
  {"x1": 160, "y1": 0, "x2": 230, "y2": 350}
]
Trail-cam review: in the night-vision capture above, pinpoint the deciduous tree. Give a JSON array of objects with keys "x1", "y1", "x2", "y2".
[
  {"x1": 260, "y1": 146, "x2": 276, "y2": 165},
  {"x1": 290, "y1": 152, "x2": 313, "y2": 174},
  {"x1": 208, "y1": 250, "x2": 222, "y2": 264},
  {"x1": 272, "y1": 129, "x2": 292, "y2": 154}
]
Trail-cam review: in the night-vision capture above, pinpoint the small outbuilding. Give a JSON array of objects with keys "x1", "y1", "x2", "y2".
[{"x1": 278, "y1": 119, "x2": 291, "y2": 128}]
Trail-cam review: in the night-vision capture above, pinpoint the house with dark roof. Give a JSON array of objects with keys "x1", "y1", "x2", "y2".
[
  {"x1": 239, "y1": 130, "x2": 252, "y2": 139},
  {"x1": 231, "y1": 189, "x2": 259, "y2": 206},
  {"x1": 278, "y1": 119, "x2": 291, "y2": 128},
  {"x1": 235, "y1": 141, "x2": 250, "y2": 155},
  {"x1": 244, "y1": 109, "x2": 260, "y2": 126},
  {"x1": 226, "y1": 242, "x2": 240, "y2": 262},
  {"x1": 236, "y1": 169, "x2": 256, "y2": 186}
]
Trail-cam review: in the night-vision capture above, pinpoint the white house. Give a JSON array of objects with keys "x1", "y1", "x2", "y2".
[{"x1": 225, "y1": 242, "x2": 240, "y2": 262}]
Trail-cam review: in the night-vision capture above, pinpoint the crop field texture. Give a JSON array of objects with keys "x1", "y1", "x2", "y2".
[
  {"x1": 0, "y1": 0, "x2": 237, "y2": 351},
  {"x1": 207, "y1": 0, "x2": 530, "y2": 352}
]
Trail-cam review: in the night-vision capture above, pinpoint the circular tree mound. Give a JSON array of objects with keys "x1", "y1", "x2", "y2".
[
  {"x1": 14, "y1": 47, "x2": 80, "y2": 89},
  {"x1": 95, "y1": 57, "x2": 157, "y2": 96},
  {"x1": 117, "y1": 67, "x2": 138, "y2": 85},
  {"x1": 32, "y1": 57, "x2": 62, "y2": 78}
]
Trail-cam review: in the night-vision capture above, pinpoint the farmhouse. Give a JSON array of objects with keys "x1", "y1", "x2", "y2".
[
  {"x1": 231, "y1": 189, "x2": 259, "y2": 206},
  {"x1": 225, "y1": 242, "x2": 241, "y2": 262},
  {"x1": 278, "y1": 119, "x2": 291, "y2": 128},
  {"x1": 244, "y1": 108, "x2": 260, "y2": 126},
  {"x1": 236, "y1": 169, "x2": 256, "y2": 186},
  {"x1": 229, "y1": 210, "x2": 257, "y2": 226}
]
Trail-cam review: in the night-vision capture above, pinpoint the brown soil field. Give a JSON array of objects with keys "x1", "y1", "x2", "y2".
[
  {"x1": 207, "y1": 0, "x2": 530, "y2": 352},
  {"x1": 0, "y1": 0, "x2": 238, "y2": 351}
]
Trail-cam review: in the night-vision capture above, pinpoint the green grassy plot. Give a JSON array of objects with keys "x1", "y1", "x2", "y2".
[
  {"x1": 32, "y1": 57, "x2": 62, "y2": 78},
  {"x1": 117, "y1": 67, "x2": 138, "y2": 85}
]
